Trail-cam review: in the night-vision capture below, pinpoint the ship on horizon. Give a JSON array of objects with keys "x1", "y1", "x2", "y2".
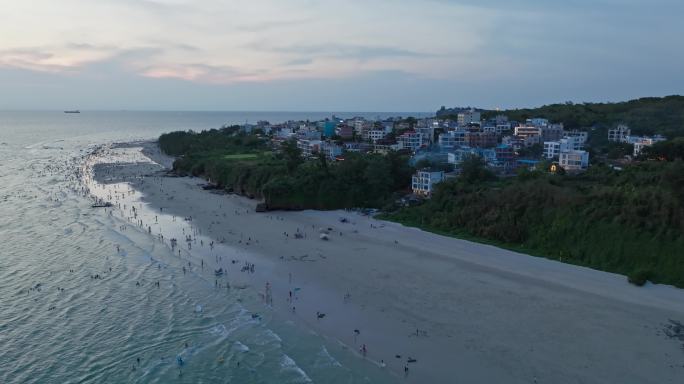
[{"x1": 64, "y1": 110, "x2": 80, "y2": 114}]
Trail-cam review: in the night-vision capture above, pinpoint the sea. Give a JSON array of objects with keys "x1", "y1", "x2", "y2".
[{"x1": 0, "y1": 111, "x2": 427, "y2": 384}]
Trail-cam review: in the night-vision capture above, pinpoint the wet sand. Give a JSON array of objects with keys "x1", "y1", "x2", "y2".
[{"x1": 90, "y1": 141, "x2": 684, "y2": 383}]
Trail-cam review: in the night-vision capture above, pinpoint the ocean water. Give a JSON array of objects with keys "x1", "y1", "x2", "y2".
[{"x1": 0, "y1": 111, "x2": 417, "y2": 384}]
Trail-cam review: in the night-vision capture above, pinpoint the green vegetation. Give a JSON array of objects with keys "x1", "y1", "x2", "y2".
[
  {"x1": 383, "y1": 159, "x2": 684, "y2": 288},
  {"x1": 481, "y1": 95, "x2": 684, "y2": 138},
  {"x1": 158, "y1": 128, "x2": 413, "y2": 209},
  {"x1": 641, "y1": 137, "x2": 684, "y2": 161},
  {"x1": 159, "y1": 100, "x2": 684, "y2": 288}
]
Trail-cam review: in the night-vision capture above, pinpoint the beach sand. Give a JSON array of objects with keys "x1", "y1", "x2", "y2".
[{"x1": 90, "y1": 141, "x2": 684, "y2": 383}]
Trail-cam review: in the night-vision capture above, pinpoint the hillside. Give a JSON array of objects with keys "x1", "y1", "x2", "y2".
[
  {"x1": 383, "y1": 158, "x2": 684, "y2": 288},
  {"x1": 440, "y1": 95, "x2": 684, "y2": 138}
]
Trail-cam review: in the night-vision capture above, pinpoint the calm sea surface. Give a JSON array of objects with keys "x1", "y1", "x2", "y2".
[{"x1": 0, "y1": 111, "x2": 425, "y2": 384}]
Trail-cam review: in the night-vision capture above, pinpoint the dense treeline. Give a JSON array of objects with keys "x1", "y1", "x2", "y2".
[
  {"x1": 642, "y1": 137, "x2": 684, "y2": 161},
  {"x1": 384, "y1": 157, "x2": 684, "y2": 287},
  {"x1": 158, "y1": 129, "x2": 413, "y2": 209}
]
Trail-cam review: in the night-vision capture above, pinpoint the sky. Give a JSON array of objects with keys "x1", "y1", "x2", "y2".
[{"x1": 0, "y1": 0, "x2": 682, "y2": 111}]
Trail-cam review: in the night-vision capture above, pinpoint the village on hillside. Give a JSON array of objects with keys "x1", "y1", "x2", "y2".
[{"x1": 238, "y1": 109, "x2": 666, "y2": 198}]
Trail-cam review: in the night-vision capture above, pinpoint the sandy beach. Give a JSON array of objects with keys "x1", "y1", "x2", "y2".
[{"x1": 87, "y1": 141, "x2": 684, "y2": 383}]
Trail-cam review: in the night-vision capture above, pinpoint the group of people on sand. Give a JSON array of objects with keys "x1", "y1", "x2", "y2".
[{"x1": 81, "y1": 146, "x2": 423, "y2": 380}]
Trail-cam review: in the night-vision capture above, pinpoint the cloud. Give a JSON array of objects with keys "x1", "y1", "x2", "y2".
[
  {"x1": 139, "y1": 63, "x2": 266, "y2": 83},
  {"x1": 266, "y1": 43, "x2": 433, "y2": 61}
]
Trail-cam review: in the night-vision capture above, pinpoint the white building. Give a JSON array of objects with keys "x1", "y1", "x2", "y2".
[
  {"x1": 608, "y1": 124, "x2": 631, "y2": 143},
  {"x1": 412, "y1": 169, "x2": 445, "y2": 197},
  {"x1": 544, "y1": 137, "x2": 585, "y2": 159},
  {"x1": 564, "y1": 130, "x2": 588, "y2": 147},
  {"x1": 496, "y1": 123, "x2": 512, "y2": 134},
  {"x1": 296, "y1": 139, "x2": 322, "y2": 158},
  {"x1": 296, "y1": 128, "x2": 322, "y2": 141},
  {"x1": 514, "y1": 125, "x2": 542, "y2": 140},
  {"x1": 366, "y1": 129, "x2": 387, "y2": 143},
  {"x1": 438, "y1": 130, "x2": 466, "y2": 149},
  {"x1": 559, "y1": 150, "x2": 589, "y2": 171},
  {"x1": 416, "y1": 126, "x2": 436, "y2": 145},
  {"x1": 447, "y1": 147, "x2": 496, "y2": 165},
  {"x1": 457, "y1": 109, "x2": 481, "y2": 126},
  {"x1": 544, "y1": 141, "x2": 564, "y2": 159},
  {"x1": 397, "y1": 131, "x2": 423, "y2": 151},
  {"x1": 526, "y1": 118, "x2": 549, "y2": 127},
  {"x1": 631, "y1": 135, "x2": 666, "y2": 156},
  {"x1": 320, "y1": 141, "x2": 343, "y2": 160}
]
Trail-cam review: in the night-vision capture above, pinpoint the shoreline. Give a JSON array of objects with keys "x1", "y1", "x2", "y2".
[{"x1": 87, "y1": 140, "x2": 684, "y2": 383}]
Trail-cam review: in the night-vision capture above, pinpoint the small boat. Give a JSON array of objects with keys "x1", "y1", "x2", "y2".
[
  {"x1": 64, "y1": 110, "x2": 80, "y2": 114},
  {"x1": 214, "y1": 268, "x2": 224, "y2": 276}
]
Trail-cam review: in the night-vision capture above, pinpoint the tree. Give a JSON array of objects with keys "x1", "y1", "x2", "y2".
[
  {"x1": 459, "y1": 155, "x2": 496, "y2": 183},
  {"x1": 517, "y1": 143, "x2": 543, "y2": 158},
  {"x1": 281, "y1": 139, "x2": 303, "y2": 174},
  {"x1": 641, "y1": 138, "x2": 684, "y2": 161},
  {"x1": 317, "y1": 151, "x2": 329, "y2": 175}
]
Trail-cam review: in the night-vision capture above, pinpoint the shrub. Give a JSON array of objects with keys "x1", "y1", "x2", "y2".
[{"x1": 628, "y1": 269, "x2": 652, "y2": 286}]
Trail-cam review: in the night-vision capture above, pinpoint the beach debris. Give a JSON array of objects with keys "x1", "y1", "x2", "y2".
[
  {"x1": 663, "y1": 319, "x2": 684, "y2": 351},
  {"x1": 316, "y1": 311, "x2": 326, "y2": 319},
  {"x1": 319, "y1": 233, "x2": 329, "y2": 241}
]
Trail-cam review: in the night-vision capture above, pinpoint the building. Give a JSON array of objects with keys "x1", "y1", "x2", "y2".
[
  {"x1": 559, "y1": 150, "x2": 589, "y2": 171},
  {"x1": 296, "y1": 128, "x2": 321, "y2": 141},
  {"x1": 541, "y1": 124, "x2": 565, "y2": 142},
  {"x1": 514, "y1": 125, "x2": 542, "y2": 140},
  {"x1": 335, "y1": 125, "x2": 354, "y2": 139},
  {"x1": 526, "y1": 118, "x2": 549, "y2": 127},
  {"x1": 367, "y1": 129, "x2": 387, "y2": 143},
  {"x1": 416, "y1": 126, "x2": 436, "y2": 145},
  {"x1": 320, "y1": 141, "x2": 343, "y2": 160},
  {"x1": 318, "y1": 121, "x2": 338, "y2": 137},
  {"x1": 543, "y1": 137, "x2": 584, "y2": 159},
  {"x1": 397, "y1": 131, "x2": 423, "y2": 151},
  {"x1": 296, "y1": 139, "x2": 322, "y2": 158},
  {"x1": 457, "y1": 109, "x2": 481, "y2": 126},
  {"x1": 563, "y1": 130, "x2": 588, "y2": 148},
  {"x1": 496, "y1": 123, "x2": 512, "y2": 134},
  {"x1": 448, "y1": 147, "x2": 496, "y2": 165},
  {"x1": 632, "y1": 135, "x2": 666, "y2": 156},
  {"x1": 514, "y1": 125, "x2": 542, "y2": 145},
  {"x1": 608, "y1": 124, "x2": 631, "y2": 143},
  {"x1": 438, "y1": 130, "x2": 466, "y2": 149},
  {"x1": 495, "y1": 144, "x2": 515, "y2": 164},
  {"x1": 543, "y1": 141, "x2": 567, "y2": 159},
  {"x1": 412, "y1": 169, "x2": 445, "y2": 197},
  {"x1": 465, "y1": 131, "x2": 497, "y2": 148}
]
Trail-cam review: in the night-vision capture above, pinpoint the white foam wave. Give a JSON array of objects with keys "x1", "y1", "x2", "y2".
[{"x1": 280, "y1": 354, "x2": 313, "y2": 383}]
